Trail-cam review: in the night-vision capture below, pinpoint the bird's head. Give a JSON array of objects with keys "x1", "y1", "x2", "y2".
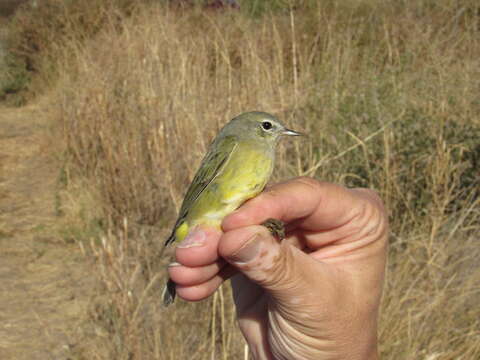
[{"x1": 223, "y1": 111, "x2": 303, "y2": 145}]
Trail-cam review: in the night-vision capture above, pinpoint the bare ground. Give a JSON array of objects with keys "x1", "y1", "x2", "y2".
[{"x1": 0, "y1": 104, "x2": 92, "y2": 359}]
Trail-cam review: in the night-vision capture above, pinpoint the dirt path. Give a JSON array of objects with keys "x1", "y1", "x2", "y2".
[{"x1": 0, "y1": 104, "x2": 92, "y2": 359}]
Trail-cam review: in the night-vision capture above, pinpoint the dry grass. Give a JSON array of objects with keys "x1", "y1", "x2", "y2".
[{"x1": 6, "y1": 0, "x2": 479, "y2": 358}]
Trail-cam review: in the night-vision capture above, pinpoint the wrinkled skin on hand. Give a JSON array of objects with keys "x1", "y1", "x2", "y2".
[{"x1": 169, "y1": 177, "x2": 388, "y2": 360}]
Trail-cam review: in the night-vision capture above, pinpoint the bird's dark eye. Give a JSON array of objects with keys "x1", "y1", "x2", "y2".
[{"x1": 262, "y1": 121, "x2": 273, "y2": 130}]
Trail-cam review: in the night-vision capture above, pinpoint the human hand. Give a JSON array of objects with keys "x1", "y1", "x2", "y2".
[{"x1": 169, "y1": 177, "x2": 388, "y2": 360}]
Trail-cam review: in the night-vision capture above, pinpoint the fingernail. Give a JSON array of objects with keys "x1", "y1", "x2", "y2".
[
  {"x1": 168, "y1": 262, "x2": 181, "y2": 267},
  {"x1": 230, "y1": 234, "x2": 262, "y2": 264},
  {"x1": 177, "y1": 229, "x2": 206, "y2": 248}
]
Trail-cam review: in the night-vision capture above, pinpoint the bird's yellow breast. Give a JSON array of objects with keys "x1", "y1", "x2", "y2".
[{"x1": 181, "y1": 141, "x2": 274, "y2": 234}]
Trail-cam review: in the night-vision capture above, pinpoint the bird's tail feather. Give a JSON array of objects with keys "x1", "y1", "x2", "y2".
[{"x1": 162, "y1": 278, "x2": 176, "y2": 306}]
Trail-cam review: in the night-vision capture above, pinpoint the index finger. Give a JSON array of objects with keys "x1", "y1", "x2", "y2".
[{"x1": 222, "y1": 177, "x2": 366, "y2": 232}]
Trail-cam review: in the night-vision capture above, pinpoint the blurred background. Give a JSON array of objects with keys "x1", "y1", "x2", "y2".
[{"x1": 0, "y1": 0, "x2": 479, "y2": 359}]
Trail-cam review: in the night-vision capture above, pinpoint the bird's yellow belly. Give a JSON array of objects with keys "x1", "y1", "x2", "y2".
[{"x1": 187, "y1": 145, "x2": 273, "y2": 229}]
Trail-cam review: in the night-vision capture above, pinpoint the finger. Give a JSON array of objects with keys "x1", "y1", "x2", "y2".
[
  {"x1": 168, "y1": 259, "x2": 226, "y2": 286},
  {"x1": 222, "y1": 177, "x2": 366, "y2": 233},
  {"x1": 219, "y1": 225, "x2": 330, "y2": 304},
  {"x1": 284, "y1": 187, "x2": 388, "y2": 254},
  {"x1": 175, "y1": 266, "x2": 237, "y2": 301},
  {"x1": 175, "y1": 227, "x2": 222, "y2": 267}
]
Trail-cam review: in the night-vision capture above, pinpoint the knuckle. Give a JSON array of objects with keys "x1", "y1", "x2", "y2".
[
  {"x1": 351, "y1": 187, "x2": 385, "y2": 210},
  {"x1": 260, "y1": 188, "x2": 282, "y2": 200},
  {"x1": 294, "y1": 176, "x2": 321, "y2": 190},
  {"x1": 352, "y1": 201, "x2": 387, "y2": 242},
  {"x1": 258, "y1": 243, "x2": 297, "y2": 289}
]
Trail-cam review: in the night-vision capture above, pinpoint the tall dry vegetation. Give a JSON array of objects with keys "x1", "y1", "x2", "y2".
[{"x1": 7, "y1": 0, "x2": 479, "y2": 358}]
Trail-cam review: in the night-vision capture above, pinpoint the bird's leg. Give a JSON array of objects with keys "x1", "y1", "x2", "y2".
[{"x1": 261, "y1": 218, "x2": 285, "y2": 241}]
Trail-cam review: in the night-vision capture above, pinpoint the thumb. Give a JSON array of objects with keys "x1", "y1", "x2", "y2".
[{"x1": 219, "y1": 225, "x2": 325, "y2": 303}]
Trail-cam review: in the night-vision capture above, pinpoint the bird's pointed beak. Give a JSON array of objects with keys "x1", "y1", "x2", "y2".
[{"x1": 282, "y1": 128, "x2": 304, "y2": 136}]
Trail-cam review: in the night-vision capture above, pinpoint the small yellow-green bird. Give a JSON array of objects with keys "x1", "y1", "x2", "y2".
[{"x1": 162, "y1": 111, "x2": 302, "y2": 306}]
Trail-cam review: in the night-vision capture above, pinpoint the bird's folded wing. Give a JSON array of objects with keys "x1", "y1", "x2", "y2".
[{"x1": 164, "y1": 135, "x2": 238, "y2": 246}]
